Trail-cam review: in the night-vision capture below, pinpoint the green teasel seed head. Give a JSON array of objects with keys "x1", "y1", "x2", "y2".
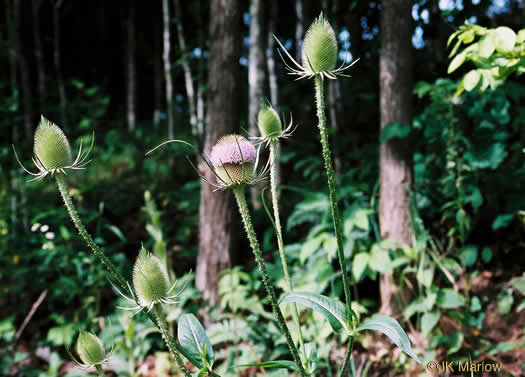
[
  {"x1": 76, "y1": 331, "x2": 106, "y2": 366},
  {"x1": 302, "y1": 13, "x2": 338, "y2": 74},
  {"x1": 133, "y1": 247, "x2": 170, "y2": 306},
  {"x1": 258, "y1": 105, "x2": 282, "y2": 139},
  {"x1": 34, "y1": 115, "x2": 72, "y2": 170}
]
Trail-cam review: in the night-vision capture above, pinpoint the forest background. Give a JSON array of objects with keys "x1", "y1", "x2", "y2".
[{"x1": 1, "y1": 0, "x2": 524, "y2": 376}]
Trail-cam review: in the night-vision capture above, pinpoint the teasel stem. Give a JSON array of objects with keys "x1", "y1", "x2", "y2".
[
  {"x1": 55, "y1": 175, "x2": 193, "y2": 377},
  {"x1": 233, "y1": 186, "x2": 307, "y2": 377},
  {"x1": 153, "y1": 304, "x2": 192, "y2": 377},
  {"x1": 313, "y1": 75, "x2": 354, "y2": 375},
  {"x1": 269, "y1": 141, "x2": 306, "y2": 358},
  {"x1": 55, "y1": 175, "x2": 128, "y2": 292},
  {"x1": 95, "y1": 365, "x2": 106, "y2": 377},
  {"x1": 337, "y1": 336, "x2": 354, "y2": 377}
]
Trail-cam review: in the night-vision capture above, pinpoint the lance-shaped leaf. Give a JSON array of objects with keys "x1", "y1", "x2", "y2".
[
  {"x1": 280, "y1": 292, "x2": 350, "y2": 333},
  {"x1": 352, "y1": 315, "x2": 420, "y2": 363},
  {"x1": 178, "y1": 314, "x2": 214, "y2": 369},
  {"x1": 236, "y1": 360, "x2": 299, "y2": 372}
]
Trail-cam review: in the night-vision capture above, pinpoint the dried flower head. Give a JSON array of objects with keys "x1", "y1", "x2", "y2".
[
  {"x1": 112, "y1": 247, "x2": 184, "y2": 314},
  {"x1": 67, "y1": 331, "x2": 113, "y2": 370},
  {"x1": 274, "y1": 12, "x2": 358, "y2": 80},
  {"x1": 209, "y1": 134, "x2": 261, "y2": 188},
  {"x1": 13, "y1": 115, "x2": 93, "y2": 181},
  {"x1": 253, "y1": 105, "x2": 297, "y2": 146}
]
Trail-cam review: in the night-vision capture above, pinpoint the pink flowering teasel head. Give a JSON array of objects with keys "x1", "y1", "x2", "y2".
[{"x1": 209, "y1": 134, "x2": 262, "y2": 188}]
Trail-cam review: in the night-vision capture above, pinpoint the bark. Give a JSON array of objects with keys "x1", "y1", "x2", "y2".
[
  {"x1": 266, "y1": 0, "x2": 278, "y2": 108},
  {"x1": 162, "y1": 0, "x2": 175, "y2": 139},
  {"x1": 32, "y1": 0, "x2": 46, "y2": 107},
  {"x1": 5, "y1": 0, "x2": 18, "y2": 140},
  {"x1": 13, "y1": 0, "x2": 32, "y2": 136},
  {"x1": 174, "y1": 0, "x2": 201, "y2": 142},
  {"x1": 196, "y1": 0, "x2": 241, "y2": 310},
  {"x1": 153, "y1": 22, "x2": 163, "y2": 128},
  {"x1": 295, "y1": 0, "x2": 304, "y2": 60},
  {"x1": 126, "y1": 1, "x2": 137, "y2": 132},
  {"x1": 53, "y1": 0, "x2": 67, "y2": 129},
  {"x1": 248, "y1": 0, "x2": 266, "y2": 209},
  {"x1": 379, "y1": 0, "x2": 414, "y2": 316}
]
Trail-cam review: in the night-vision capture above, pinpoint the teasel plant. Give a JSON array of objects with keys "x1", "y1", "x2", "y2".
[
  {"x1": 274, "y1": 13, "x2": 421, "y2": 377},
  {"x1": 67, "y1": 331, "x2": 114, "y2": 377},
  {"x1": 13, "y1": 116, "x2": 194, "y2": 377},
  {"x1": 191, "y1": 134, "x2": 308, "y2": 376},
  {"x1": 275, "y1": 13, "x2": 358, "y2": 377},
  {"x1": 254, "y1": 105, "x2": 307, "y2": 359}
]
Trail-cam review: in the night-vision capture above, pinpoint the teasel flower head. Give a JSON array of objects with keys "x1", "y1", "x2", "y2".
[
  {"x1": 208, "y1": 134, "x2": 268, "y2": 189},
  {"x1": 67, "y1": 331, "x2": 114, "y2": 370},
  {"x1": 145, "y1": 135, "x2": 268, "y2": 191},
  {"x1": 13, "y1": 115, "x2": 94, "y2": 181},
  {"x1": 253, "y1": 105, "x2": 297, "y2": 147},
  {"x1": 274, "y1": 12, "x2": 358, "y2": 80},
  {"x1": 112, "y1": 247, "x2": 184, "y2": 314}
]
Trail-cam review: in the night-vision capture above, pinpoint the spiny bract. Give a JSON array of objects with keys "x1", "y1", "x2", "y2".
[
  {"x1": 132, "y1": 248, "x2": 170, "y2": 307},
  {"x1": 34, "y1": 116, "x2": 72, "y2": 170},
  {"x1": 76, "y1": 331, "x2": 106, "y2": 366},
  {"x1": 258, "y1": 106, "x2": 282, "y2": 139},
  {"x1": 301, "y1": 13, "x2": 338, "y2": 74}
]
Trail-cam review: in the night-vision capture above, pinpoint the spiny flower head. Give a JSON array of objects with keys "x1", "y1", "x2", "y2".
[
  {"x1": 302, "y1": 13, "x2": 338, "y2": 74},
  {"x1": 67, "y1": 331, "x2": 113, "y2": 370},
  {"x1": 210, "y1": 134, "x2": 257, "y2": 187},
  {"x1": 258, "y1": 105, "x2": 282, "y2": 139},
  {"x1": 274, "y1": 12, "x2": 358, "y2": 80},
  {"x1": 113, "y1": 247, "x2": 184, "y2": 314},
  {"x1": 13, "y1": 115, "x2": 93, "y2": 181},
  {"x1": 34, "y1": 116, "x2": 72, "y2": 170},
  {"x1": 76, "y1": 331, "x2": 106, "y2": 366},
  {"x1": 254, "y1": 105, "x2": 297, "y2": 146},
  {"x1": 133, "y1": 248, "x2": 170, "y2": 307}
]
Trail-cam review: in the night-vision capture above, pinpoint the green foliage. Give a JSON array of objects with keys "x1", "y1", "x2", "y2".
[{"x1": 448, "y1": 24, "x2": 525, "y2": 95}]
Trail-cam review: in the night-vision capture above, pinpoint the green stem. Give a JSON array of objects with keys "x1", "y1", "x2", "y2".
[
  {"x1": 56, "y1": 175, "x2": 128, "y2": 293},
  {"x1": 269, "y1": 141, "x2": 306, "y2": 358},
  {"x1": 314, "y1": 75, "x2": 353, "y2": 376},
  {"x1": 95, "y1": 364, "x2": 106, "y2": 377},
  {"x1": 154, "y1": 304, "x2": 192, "y2": 377},
  {"x1": 337, "y1": 337, "x2": 354, "y2": 377},
  {"x1": 55, "y1": 175, "x2": 193, "y2": 377},
  {"x1": 233, "y1": 186, "x2": 307, "y2": 377}
]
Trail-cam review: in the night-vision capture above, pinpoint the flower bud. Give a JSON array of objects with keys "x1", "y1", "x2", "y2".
[
  {"x1": 258, "y1": 106, "x2": 282, "y2": 139},
  {"x1": 76, "y1": 331, "x2": 106, "y2": 366},
  {"x1": 34, "y1": 116, "x2": 72, "y2": 170},
  {"x1": 210, "y1": 135, "x2": 257, "y2": 186},
  {"x1": 133, "y1": 248, "x2": 170, "y2": 306},
  {"x1": 302, "y1": 13, "x2": 338, "y2": 74}
]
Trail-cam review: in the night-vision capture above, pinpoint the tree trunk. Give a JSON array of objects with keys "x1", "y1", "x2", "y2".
[
  {"x1": 248, "y1": 0, "x2": 266, "y2": 209},
  {"x1": 162, "y1": 0, "x2": 175, "y2": 139},
  {"x1": 266, "y1": 0, "x2": 278, "y2": 108},
  {"x1": 379, "y1": 0, "x2": 413, "y2": 316},
  {"x1": 32, "y1": 0, "x2": 46, "y2": 108},
  {"x1": 153, "y1": 21, "x2": 162, "y2": 128},
  {"x1": 53, "y1": 0, "x2": 67, "y2": 129},
  {"x1": 174, "y1": 0, "x2": 200, "y2": 142},
  {"x1": 295, "y1": 0, "x2": 304, "y2": 61},
  {"x1": 196, "y1": 0, "x2": 241, "y2": 311},
  {"x1": 126, "y1": 1, "x2": 136, "y2": 132},
  {"x1": 14, "y1": 0, "x2": 32, "y2": 136}
]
